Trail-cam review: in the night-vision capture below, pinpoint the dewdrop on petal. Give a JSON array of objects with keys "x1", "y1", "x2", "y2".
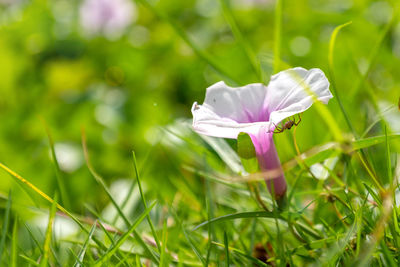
[{"x1": 192, "y1": 67, "x2": 332, "y2": 198}]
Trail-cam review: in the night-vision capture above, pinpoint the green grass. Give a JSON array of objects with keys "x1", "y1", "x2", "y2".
[{"x1": 0, "y1": 0, "x2": 400, "y2": 266}]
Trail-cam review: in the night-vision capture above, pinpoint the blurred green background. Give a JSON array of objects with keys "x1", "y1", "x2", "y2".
[{"x1": 0, "y1": 0, "x2": 399, "y2": 222}]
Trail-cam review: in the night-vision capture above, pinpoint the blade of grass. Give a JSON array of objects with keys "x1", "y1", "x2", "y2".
[
  {"x1": 81, "y1": 130, "x2": 130, "y2": 227},
  {"x1": 82, "y1": 129, "x2": 159, "y2": 263},
  {"x1": 349, "y1": 6, "x2": 399, "y2": 100},
  {"x1": 41, "y1": 118, "x2": 71, "y2": 209},
  {"x1": 0, "y1": 162, "x2": 115, "y2": 257},
  {"x1": 97, "y1": 220, "x2": 117, "y2": 246},
  {"x1": 204, "y1": 174, "x2": 215, "y2": 266},
  {"x1": 319, "y1": 206, "x2": 359, "y2": 264},
  {"x1": 380, "y1": 239, "x2": 396, "y2": 267},
  {"x1": 114, "y1": 249, "x2": 134, "y2": 267},
  {"x1": 134, "y1": 0, "x2": 240, "y2": 85},
  {"x1": 0, "y1": 191, "x2": 12, "y2": 263},
  {"x1": 217, "y1": 0, "x2": 261, "y2": 81},
  {"x1": 248, "y1": 218, "x2": 257, "y2": 256},
  {"x1": 362, "y1": 183, "x2": 382, "y2": 206},
  {"x1": 132, "y1": 152, "x2": 161, "y2": 252},
  {"x1": 11, "y1": 218, "x2": 18, "y2": 267},
  {"x1": 70, "y1": 248, "x2": 84, "y2": 267},
  {"x1": 282, "y1": 134, "x2": 400, "y2": 172},
  {"x1": 224, "y1": 231, "x2": 229, "y2": 267},
  {"x1": 112, "y1": 146, "x2": 154, "y2": 226},
  {"x1": 212, "y1": 241, "x2": 269, "y2": 267},
  {"x1": 19, "y1": 255, "x2": 39, "y2": 266},
  {"x1": 273, "y1": 0, "x2": 283, "y2": 73},
  {"x1": 94, "y1": 201, "x2": 157, "y2": 267},
  {"x1": 358, "y1": 152, "x2": 384, "y2": 193},
  {"x1": 0, "y1": 162, "x2": 85, "y2": 230},
  {"x1": 353, "y1": 191, "x2": 393, "y2": 266},
  {"x1": 353, "y1": 134, "x2": 400, "y2": 150},
  {"x1": 193, "y1": 211, "x2": 281, "y2": 231},
  {"x1": 385, "y1": 127, "x2": 399, "y2": 249},
  {"x1": 135, "y1": 254, "x2": 141, "y2": 267},
  {"x1": 40, "y1": 194, "x2": 58, "y2": 267},
  {"x1": 194, "y1": 209, "x2": 321, "y2": 240},
  {"x1": 182, "y1": 226, "x2": 206, "y2": 266},
  {"x1": 24, "y1": 223, "x2": 44, "y2": 254},
  {"x1": 74, "y1": 221, "x2": 97, "y2": 267},
  {"x1": 159, "y1": 220, "x2": 168, "y2": 267},
  {"x1": 270, "y1": 182, "x2": 285, "y2": 264},
  {"x1": 385, "y1": 127, "x2": 393, "y2": 186},
  {"x1": 328, "y1": 21, "x2": 355, "y2": 135}
]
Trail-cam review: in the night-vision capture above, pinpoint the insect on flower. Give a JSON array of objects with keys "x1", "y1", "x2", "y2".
[{"x1": 271, "y1": 114, "x2": 301, "y2": 134}]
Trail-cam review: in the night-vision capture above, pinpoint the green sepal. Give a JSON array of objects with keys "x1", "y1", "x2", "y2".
[{"x1": 237, "y1": 132, "x2": 259, "y2": 173}]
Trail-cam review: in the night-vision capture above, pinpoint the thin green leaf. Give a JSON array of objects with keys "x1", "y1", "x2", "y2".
[
  {"x1": 385, "y1": 127, "x2": 393, "y2": 185},
  {"x1": 273, "y1": 0, "x2": 282, "y2": 73},
  {"x1": 218, "y1": 0, "x2": 261, "y2": 81},
  {"x1": 41, "y1": 119, "x2": 71, "y2": 209},
  {"x1": 159, "y1": 220, "x2": 168, "y2": 267},
  {"x1": 353, "y1": 134, "x2": 400, "y2": 151},
  {"x1": 224, "y1": 231, "x2": 229, "y2": 267},
  {"x1": 74, "y1": 221, "x2": 97, "y2": 267},
  {"x1": 0, "y1": 163, "x2": 86, "y2": 231},
  {"x1": 40, "y1": 194, "x2": 58, "y2": 267},
  {"x1": 11, "y1": 218, "x2": 17, "y2": 267},
  {"x1": 135, "y1": 254, "x2": 141, "y2": 267},
  {"x1": 94, "y1": 201, "x2": 157, "y2": 267},
  {"x1": 328, "y1": 21, "x2": 355, "y2": 135},
  {"x1": 212, "y1": 241, "x2": 269, "y2": 267},
  {"x1": 0, "y1": 191, "x2": 12, "y2": 262},
  {"x1": 134, "y1": 0, "x2": 240, "y2": 85},
  {"x1": 204, "y1": 175, "x2": 215, "y2": 266},
  {"x1": 19, "y1": 255, "x2": 39, "y2": 266},
  {"x1": 349, "y1": 6, "x2": 399, "y2": 100},
  {"x1": 182, "y1": 226, "x2": 206, "y2": 266},
  {"x1": 362, "y1": 183, "x2": 382, "y2": 206},
  {"x1": 319, "y1": 214, "x2": 358, "y2": 264},
  {"x1": 132, "y1": 151, "x2": 161, "y2": 252},
  {"x1": 82, "y1": 131, "x2": 159, "y2": 263},
  {"x1": 193, "y1": 211, "x2": 281, "y2": 231}
]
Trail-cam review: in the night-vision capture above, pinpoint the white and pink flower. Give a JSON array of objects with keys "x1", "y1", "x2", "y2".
[{"x1": 192, "y1": 67, "x2": 332, "y2": 198}]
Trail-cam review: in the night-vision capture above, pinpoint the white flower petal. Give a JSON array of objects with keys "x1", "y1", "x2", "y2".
[
  {"x1": 192, "y1": 68, "x2": 332, "y2": 139},
  {"x1": 192, "y1": 81, "x2": 271, "y2": 139},
  {"x1": 192, "y1": 102, "x2": 271, "y2": 138},
  {"x1": 203, "y1": 81, "x2": 269, "y2": 122},
  {"x1": 266, "y1": 67, "x2": 332, "y2": 126}
]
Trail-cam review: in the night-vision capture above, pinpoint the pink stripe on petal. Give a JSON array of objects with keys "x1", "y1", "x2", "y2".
[{"x1": 250, "y1": 128, "x2": 287, "y2": 198}]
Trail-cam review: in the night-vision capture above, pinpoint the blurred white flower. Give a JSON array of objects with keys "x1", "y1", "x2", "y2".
[
  {"x1": 32, "y1": 215, "x2": 79, "y2": 240},
  {"x1": 79, "y1": 0, "x2": 136, "y2": 38},
  {"x1": 310, "y1": 157, "x2": 339, "y2": 180},
  {"x1": 54, "y1": 143, "x2": 83, "y2": 173}
]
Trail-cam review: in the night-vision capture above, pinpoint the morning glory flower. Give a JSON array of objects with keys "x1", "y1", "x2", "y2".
[
  {"x1": 79, "y1": 0, "x2": 136, "y2": 39},
  {"x1": 192, "y1": 67, "x2": 332, "y2": 198}
]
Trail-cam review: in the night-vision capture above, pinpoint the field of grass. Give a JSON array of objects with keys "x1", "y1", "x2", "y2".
[{"x1": 0, "y1": 0, "x2": 400, "y2": 266}]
